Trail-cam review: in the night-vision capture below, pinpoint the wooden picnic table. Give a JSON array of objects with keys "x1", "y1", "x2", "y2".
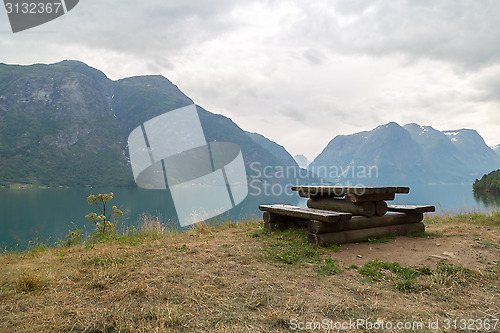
[
  {"x1": 259, "y1": 185, "x2": 435, "y2": 245},
  {"x1": 291, "y1": 185, "x2": 411, "y2": 217}
]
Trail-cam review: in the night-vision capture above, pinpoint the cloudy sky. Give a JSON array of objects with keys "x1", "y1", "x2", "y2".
[{"x1": 1, "y1": 0, "x2": 499, "y2": 160}]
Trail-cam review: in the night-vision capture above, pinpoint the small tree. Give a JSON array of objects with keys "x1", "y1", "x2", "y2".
[{"x1": 85, "y1": 192, "x2": 123, "y2": 236}]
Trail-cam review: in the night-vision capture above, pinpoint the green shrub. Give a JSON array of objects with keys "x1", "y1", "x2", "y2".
[
  {"x1": 59, "y1": 228, "x2": 83, "y2": 247},
  {"x1": 473, "y1": 169, "x2": 500, "y2": 192}
]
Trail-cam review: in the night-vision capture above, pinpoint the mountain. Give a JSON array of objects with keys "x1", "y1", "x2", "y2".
[
  {"x1": 441, "y1": 129, "x2": 500, "y2": 178},
  {"x1": 245, "y1": 131, "x2": 298, "y2": 168},
  {"x1": 492, "y1": 144, "x2": 500, "y2": 156},
  {"x1": 0, "y1": 60, "x2": 299, "y2": 193},
  {"x1": 294, "y1": 155, "x2": 310, "y2": 169},
  {"x1": 309, "y1": 122, "x2": 426, "y2": 185},
  {"x1": 245, "y1": 131, "x2": 322, "y2": 186},
  {"x1": 309, "y1": 122, "x2": 500, "y2": 185},
  {"x1": 0, "y1": 61, "x2": 133, "y2": 186},
  {"x1": 404, "y1": 124, "x2": 477, "y2": 182}
]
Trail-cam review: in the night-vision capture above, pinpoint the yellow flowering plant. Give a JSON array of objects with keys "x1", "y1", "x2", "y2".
[{"x1": 85, "y1": 192, "x2": 123, "y2": 236}]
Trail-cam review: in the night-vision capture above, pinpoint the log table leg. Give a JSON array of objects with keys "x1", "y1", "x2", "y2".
[
  {"x1": 307, "y1": 198, "x2": 376, "y2": 217},
  {"x1": 375, "y1": 201, "x2": 388, "y2": 216},
  {"x1": 308, "y1": 213, "x2": 423, "y2": 234},
  {"x1": 308, "y1": 222, "x2": 425, "y2": 245}
]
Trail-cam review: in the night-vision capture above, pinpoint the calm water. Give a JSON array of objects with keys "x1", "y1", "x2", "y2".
[{"x1": 1, "y1": 184, "x2": 499, "y2": 250}]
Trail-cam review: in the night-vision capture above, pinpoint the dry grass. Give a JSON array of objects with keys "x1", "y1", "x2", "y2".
[
  {"x1": 15, "y1": 270, "x2": 47, "y2": 292},
  {"x1": 0, "y1": 213, "x2": 499, "y2": 332},
  {"x1": 135, "y1": 212, "x2": 169, "y2": 235},
  {"x1": 427, "y1": 207, "x2": 500, "y2": 227}
]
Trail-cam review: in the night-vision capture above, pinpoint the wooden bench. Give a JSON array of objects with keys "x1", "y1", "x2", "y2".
[
  {"x1": 258, "y1": 204, "x2": 352, "y2": 223},
  {"x1": 387, "y1": 205, "x2": 435, "y2": 214}
]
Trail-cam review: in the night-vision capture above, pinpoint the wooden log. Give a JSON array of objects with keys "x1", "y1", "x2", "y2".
[
  {"x1": 385, "y1": 187, "x2": 410, "y2": 194},
  {"x1": 259, "y1": 204, "x2": 352, "y2": 223},
  {"x1": 308, "y1": 212, "x2": 424, "y2": 234},
  {"x1": 397, "y1": 187, "x2": 411, "y2": 194},
  {"x1": 263, "y1": 211, "x2": 305, "y2": 223},
  {"x1": 375, "y1": 201, "x2": 388, "y2": 216},
  {"x1": 297, "y1": 190, "x2": 311, "y2": 198},
  {"x1": 292, "y1": 186, "x2": 351, "y2": 197},
  {"x1": 387, "y1": 205, "x2": 435, "y2": 214},
  {"x1": 297, "y1": 190, "x2": 342, "y2": 199},
  {"x1": 346, "y1": 193, "x2": 395, "y2": 203},
  {"x1": 307, "y1": 198, "x2": 376, "y2": 217},
  {"x1": 307, "y1": 222, "x2": 425, "y2": 245},
  {"x1": 292, "y1": 186, "x2": 410, "y2": 197}
]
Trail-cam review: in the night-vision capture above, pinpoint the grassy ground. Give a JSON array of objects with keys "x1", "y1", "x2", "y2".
[{"x1": 0, "y1": 211, "x2": 499, "y2": 332}]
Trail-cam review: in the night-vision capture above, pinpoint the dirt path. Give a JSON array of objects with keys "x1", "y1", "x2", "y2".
[{"x1": 333, "y1": 222, "x2": 499, "y2": 270}]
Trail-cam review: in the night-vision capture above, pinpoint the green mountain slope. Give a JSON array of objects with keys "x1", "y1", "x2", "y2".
[
  {"x1": 0, "y1": 61, "x2": 297, "y2": 190},
  {"x1": 245, "y1": 131, "x2": 298, "y2": 168},
  {"x1": 474, "y1": 169, "x2": 500, "y2": 192},
  {"x1": 0, "y1": 61, "x2": 132, "y2": 186}
]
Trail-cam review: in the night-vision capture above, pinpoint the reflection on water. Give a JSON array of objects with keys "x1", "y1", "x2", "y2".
[
  {"x1": 390, "y1": 184, "x2": 500, "y2": 213},
  {"x1": 473, "y1": 191, "x2": 500, "y2": 209},
  {"x1": 1, "y1": 183, "x2": 500, "y2": 250}
]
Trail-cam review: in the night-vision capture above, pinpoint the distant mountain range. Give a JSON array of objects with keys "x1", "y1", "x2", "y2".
[
  {"x1": 1, "y1": 61, "x2": 497, "y2": 189},
  {"x1": 0, "y1": 60, "x2": 307, "y2": 192},
  {"x1": 294, "y1": 155, "x2": 311, "y2": 169},
  {"x1": 308, "y1": 122, "x2": 500, "y2": 185}
]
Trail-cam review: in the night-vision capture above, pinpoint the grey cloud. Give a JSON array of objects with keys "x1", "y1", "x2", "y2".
[
  {"x1": 277, "y1": 105, "x2": 307, "y2": 122},
  {"x1": 342, "y1": 0, "x2": 500, "y2": 68},
  {"x1": 289, "y1": 0, "x2": 500, "y2": 69},
  {"x1": 5, "y1": 0, "x2": 243, "y2": 62},
  {"x1": 331, "y1": 0, "x2": 374, "y2": 15},
  {"x1": 10, "y1": 1, "x2": 499, "y2": 71},
  {"x1": 302, "y1": 48, "x2": 326, "y2": 66},
  {"x1": 473, "y1": 68, "x2": 500, "y2": 102}
]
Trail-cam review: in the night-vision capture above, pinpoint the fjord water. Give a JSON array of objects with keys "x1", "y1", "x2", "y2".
[
  {"x1": 0, "y1": 187, "x2": 284, "y2": 250},
  {"x1": 1, "y1": 184, "x2": 499, "y2": 250}
]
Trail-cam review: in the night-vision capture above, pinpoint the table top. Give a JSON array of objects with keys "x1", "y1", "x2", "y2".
[{"x1": 291, "y1": 186, "x2": 410, "y2": 196}]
